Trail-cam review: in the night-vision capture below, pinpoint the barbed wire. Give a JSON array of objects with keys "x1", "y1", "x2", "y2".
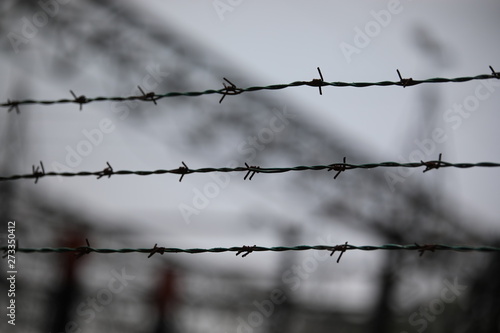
[
  {"x1": 1, "y1": 155, "x2": 500, "y2": 183},
  {"x1": 3, "y1": 241, "x2": 499, "y2": 262},
  {"x1": 1, "y1": 67, "x2": 499, "y2": 111}
]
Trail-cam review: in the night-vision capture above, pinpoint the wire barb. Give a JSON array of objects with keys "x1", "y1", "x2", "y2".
[
  {"x1": 490, "y1": 66, "x2": 500, "y2": 79},
  {"x1": 97, "y1": 162, "x2": 114, "y2": 179},
  {"x1": 244, "y1": 163, "x2": 260, "y2": 180},
  {"x1": 416, "y1": 243, "x2": 437, "y2": 257},
  {"x1": 32, "y1": 161, "x2": 45, "y2": 184},
  {"x1": 148, "y1": 243, "x2": 166, "y2": 258},
  {"x1": 138, "y1": 86, "x2": 158, "y2": 105},
  {"x1": 236, "y1": 245, "x2": 256, "y2": 258},
  {"x1": 330, "y1": 242, "x2": 349, "y2": 263},
  {"x1": 309, "y1": 67, "x2": 325, "y2": 95},
  {"x1": 177, "y1": 161, "x2": 189, "y2": 182},
  {"x1": 75, "y1": 239, "x2": 92, "y2": 259},
  {"x1": 7, "y1": 99, "x2": 20, "y2": 114},
  {"x1": 397, "y1": 69, "x2": 414, "y2": 88},
  {"x1": 422, "y1": 153, "x2": 443, "y2": 173},
  {"x1": 70, "y1": 90, "x2": 88, "y2": 111},
  {"x1": 219, "y1": 77, "x2": 243, "y2": 103},
  {"x1": 328, "y1": 157, "x2": 347, "y2": 179}
]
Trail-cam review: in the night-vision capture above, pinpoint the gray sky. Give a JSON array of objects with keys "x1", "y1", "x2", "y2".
[{"x1": 153, "y1": 0, "x2": 500, "y2": 224}]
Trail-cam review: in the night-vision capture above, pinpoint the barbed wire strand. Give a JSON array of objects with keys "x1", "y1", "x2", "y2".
[
  {"x1": 2, "y1": 243, "x2": 500, "y2": 262},
  {"x1": 1, "y1": 67, "x2": 499, "y2": 110},
  {"x1": 1, "y1": 156, "x2": 500, "y2": 183}
]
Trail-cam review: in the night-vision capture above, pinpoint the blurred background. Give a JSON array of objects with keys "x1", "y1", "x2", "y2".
[{"x1": 1, "y1": 1, "x2": 500, "y2": 332}]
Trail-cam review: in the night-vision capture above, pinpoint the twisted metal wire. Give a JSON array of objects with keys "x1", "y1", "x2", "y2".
[
  {"x1": 1, "y1": 158, "x2": 499, "y2": 183},
  {"x1": 1, "y1": 68, "x2": 499, "y2": 110},
  {"x1": 3, "y1": 243, "x2": 500, "y2": 261}
]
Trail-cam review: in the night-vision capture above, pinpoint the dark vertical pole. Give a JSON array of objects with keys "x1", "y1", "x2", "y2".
[
  {"x1": 47, "y1": 233, "x2": 85, "y2": 333},
  {"x1": 152, "y1": 266, "x2": 179, "y2": 333}
]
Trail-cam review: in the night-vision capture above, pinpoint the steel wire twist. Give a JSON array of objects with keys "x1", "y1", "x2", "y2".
[
  {"x1": 1, "y1": 158, "x2": 500, "y2": 183},
  {"x1": 1, "y1": 68, "x2": 499, "y2": 110},
  {"x1": 3, "y1": 243, "x2": 500, "y2": 261}
]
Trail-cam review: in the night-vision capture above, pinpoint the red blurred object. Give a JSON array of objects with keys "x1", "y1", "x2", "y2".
[{"x1": 152, "y1": 266, "x2": 179, "y2": 333}]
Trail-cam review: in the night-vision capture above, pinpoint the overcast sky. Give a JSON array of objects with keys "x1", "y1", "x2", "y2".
[{"x1": 150, "y1": 0, "x2": 500, "y2": 224}]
